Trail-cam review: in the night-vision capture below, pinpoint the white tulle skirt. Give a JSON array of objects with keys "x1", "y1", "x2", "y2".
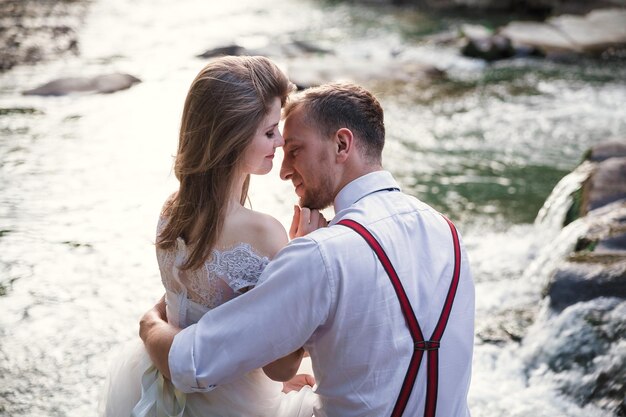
[{"x1": 99, "y1": 339, "x2": 317, "y2": 417}]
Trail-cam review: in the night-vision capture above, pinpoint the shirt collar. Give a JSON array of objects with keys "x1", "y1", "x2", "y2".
[{"x1": 333, "y1": 170, "x2": 401, "y2": 214}]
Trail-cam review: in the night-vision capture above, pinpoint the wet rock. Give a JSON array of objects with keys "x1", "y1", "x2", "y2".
[
  {"x1": 197, "y1": 40, "x2": 333, "y2": 61},
  {"x1": 476, "y1": 306, "x2": 538, "y2": 344},
  {"x1": 548, "y1": 259, "x2": 626, "y2": 311},
  {"x1": 547, "y1": 199, "x2": 626, "y2": 311},
  {"x1": 197, "y1": 44, "x2": 248, "y2": 59},
  {"x1": 563, "y1": 142, "x2": 626, "y2": 224},
  {"x1": 582, "y1": 157, "x2": 626, "y2": 213},
  {"x1": 23, "y1": 73, "x2": 141, "y2": 96},
  {"x1": 287, "y1": 56, "x2": 445, "y2": 90},
  {"x1": 499, "y1": 8, "x2": 626, "y2": 57},
  {"x1": 288, "y1": 40, "x2": 333, "y2": 55},
  {"x1": 461, "y1": 34, "x2": 516, "y2": 61},
  {"x1": 585, "y1": 140, "x2": 626, "y2": 162}
]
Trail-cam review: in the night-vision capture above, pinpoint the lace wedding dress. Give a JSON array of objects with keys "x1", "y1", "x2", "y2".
[{"x1": 99, "y1": 216, "x2": 316, "y2": 417}]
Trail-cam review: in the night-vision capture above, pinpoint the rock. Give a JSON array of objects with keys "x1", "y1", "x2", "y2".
[
  {"x1": 582, "y1": 157, "x2": 626, "y2": 213},
  {"x1": 547, "y1": 199, "x2": 626, "y2": 311},
  {"x1": 290, "y1": 40, "x2": 333, "y2": 55},
  {"x1": 287, "y1": 56, "x2": 445, "y2": 90},
  {"x1": 461, "y1": 35, "x2": 516, "y2": 61},
  {"x1": 460, "y1": 24, "x2": 493, "y2": 40},
  {"x1": 585, "y1": 140, "x2": 626, "y2": 162},
  {"x1": 196, "y1": 40, "x2": 334, "y2": 61},
  {"x1": 499, "y1": 21, "x2": 579, "y2": 54},
  {"x1": 23, "y1": 73, "x2": 141, "y2": 96},
  {"x1": 499, "y1": 8, "x2": 626, "y2": 57},
  {"x1": 197, "y1": 45, "x2": 247, "y2": 59},
  {"x1": 548, "y1": 259, "x2": 626, "y2": 311},
  {"x1": 476, "y1": 306, "x2": 538, "y2": 344},
  {"x1": 550, "y1": 8, "x2": 626, "y2": 54}
]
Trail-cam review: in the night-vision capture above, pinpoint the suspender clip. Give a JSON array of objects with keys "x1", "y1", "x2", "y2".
[{"x1": 414, "y1": 340, "x2": 440, "y2": 351}]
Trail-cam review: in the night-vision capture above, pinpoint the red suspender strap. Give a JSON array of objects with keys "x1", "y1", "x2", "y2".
[{"x1": 337, "y1": 216, "x2": 461, "y2": 417}]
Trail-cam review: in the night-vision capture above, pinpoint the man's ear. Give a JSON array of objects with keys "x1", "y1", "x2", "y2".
[{"x1": 335, "y1": 128, "x2": 353, "y2": 163}]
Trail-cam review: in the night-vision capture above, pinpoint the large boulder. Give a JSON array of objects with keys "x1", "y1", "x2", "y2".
[
  {"x1": 582, "y1": 157, "x2": 626, "y2": 212},
  {"x1": 499, "y1": 8, "x2": 626, "y2": 57},
  {"x1": 548, "y1": 253, "x2": 626, "y2": 311},
  {"x1": 23, "y1": 73, "x2": 141, "y2": 96},
  {"x1": 585, "y1": 140, "x2": 626, "y2": 162},
  {"x1": 547, "y1": 198, "x2": 626, "y2": 311},
  {"x1": 286, "y1": 56, "x2": 445, "y2": 90},
  {"x1": 563, "y1": 142, "x2": 626, "y2": 224}
]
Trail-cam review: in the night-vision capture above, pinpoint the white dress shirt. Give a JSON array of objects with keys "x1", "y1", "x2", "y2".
[{"x1": 169, "y1": 171, "x2": 474, "y2": 417}]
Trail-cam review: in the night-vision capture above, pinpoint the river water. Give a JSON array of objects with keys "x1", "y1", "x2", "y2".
[{"x1": 0, "y1": 0, "x2": 625, "y2": 416}]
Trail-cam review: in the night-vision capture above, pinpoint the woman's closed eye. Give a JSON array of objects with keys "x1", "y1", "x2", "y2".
[{"x1": 266, "y1": 126, "x2": 279, "y2": 139}]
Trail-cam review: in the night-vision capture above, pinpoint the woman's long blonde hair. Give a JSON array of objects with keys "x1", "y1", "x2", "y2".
[{"x1": 157, "y1": 56, "x2": 291, "y2": 270}]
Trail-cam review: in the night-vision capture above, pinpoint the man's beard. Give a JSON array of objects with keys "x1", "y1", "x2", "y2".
[{"x1": 299, "y1": 174, "x2": 334, "y2": 210}]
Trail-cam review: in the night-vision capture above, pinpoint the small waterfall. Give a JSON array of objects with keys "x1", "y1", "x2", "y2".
[
  {"x1": 523, "y1": 161, "x2": 596, "y2": 288},
  {"x1": 523, "y1": 218, "x2": 590, "y2": 288},
  {"x1": 534, "y1": 161, "x2": 594, "y2": 234},
  {"x1": 519, "y1": 196, "x2": 626, "y2": 416}
]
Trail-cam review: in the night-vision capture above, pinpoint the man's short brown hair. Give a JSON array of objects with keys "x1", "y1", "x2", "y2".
[{"x1": 284, "y1": 83, "x2": 385, "y2": 163}]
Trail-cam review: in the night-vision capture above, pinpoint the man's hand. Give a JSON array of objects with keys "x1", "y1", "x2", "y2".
[
  {"x1": 139, "y1": 295, "x2": 180, "y2": 380},
  {"x1": 289, "y1": 205, "x2": 328, "y2": 239},
  {"x1": 282, "y1": 374, "x2": 316, "y2": 393}
]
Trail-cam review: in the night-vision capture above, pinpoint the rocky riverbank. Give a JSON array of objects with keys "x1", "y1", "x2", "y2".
[
  {"x1": 372, "y1": 0, "x2": 625, "y2": 15},
  {"x1": 462, "y1": 8, "x2": 626, "y2": 61},
  {"x1": 527, "y1": 141, "x2": 626, "y2": 416},
  {"x1": 0, "y1": 0, "x2": 90, "y2": 71}
]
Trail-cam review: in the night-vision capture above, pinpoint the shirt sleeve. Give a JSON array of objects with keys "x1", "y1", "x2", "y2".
[{"x1": 169, "y1": 237, "x2": 333, "y2": 393}]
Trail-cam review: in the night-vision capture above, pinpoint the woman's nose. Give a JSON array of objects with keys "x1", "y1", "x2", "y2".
[{"x1": 275, "y1": 130, "x2": 285, "y2": 148}]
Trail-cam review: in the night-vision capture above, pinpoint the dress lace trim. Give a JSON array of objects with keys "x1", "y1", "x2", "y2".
[
  {"x1": 206, "y1": 243, "x2": 270, "y2": 293},
  {"x1": 156, "y1": 217, "x2": 270, "y2": 309}
]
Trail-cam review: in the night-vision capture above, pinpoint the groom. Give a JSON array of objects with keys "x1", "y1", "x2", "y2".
[{"x1": 140, "y1": 82, "x2": 475, "y2": 416}]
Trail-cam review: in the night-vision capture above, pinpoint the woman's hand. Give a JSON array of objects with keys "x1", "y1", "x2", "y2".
[
  {"x1": 289, "y1": 205, "x2": 328, "y2": 239},
  {"x1": 282, "y1": 374, "x2": 316, "y2": 393}
]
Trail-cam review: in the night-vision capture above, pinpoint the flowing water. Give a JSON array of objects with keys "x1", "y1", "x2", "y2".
[{"x1": 1, "y1": 0, "x2": 625, "y2": 415}]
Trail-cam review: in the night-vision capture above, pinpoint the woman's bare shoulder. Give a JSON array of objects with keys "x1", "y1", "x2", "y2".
[{"x1": 223, "y1": 209, "x2": 288, "y2": 259}]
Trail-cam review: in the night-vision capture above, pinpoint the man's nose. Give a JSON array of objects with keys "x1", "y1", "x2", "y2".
[{"x1": 279, "y1": 152, "x2": 292, "y2": 181}]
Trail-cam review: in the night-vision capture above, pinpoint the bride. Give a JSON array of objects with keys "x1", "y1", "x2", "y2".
[{"x1": 99, "y1": 56, "x2": 317, "y2": 417}]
